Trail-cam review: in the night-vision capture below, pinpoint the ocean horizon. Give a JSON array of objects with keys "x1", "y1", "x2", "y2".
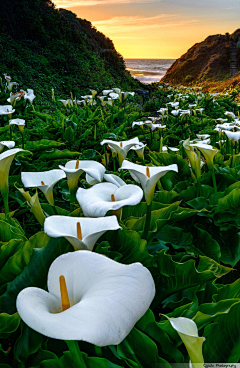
[{"x1": 124, "y1": 58, "x2": 175, "y2": 84}]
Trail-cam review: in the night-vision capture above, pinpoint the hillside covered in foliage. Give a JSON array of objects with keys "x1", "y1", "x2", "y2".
[
  {"x1": 0, "y1": 0, "x2": 141, "y2": 99},
  {"x1": 162, "y1": 29, "x2": 240, "y2": 86}
]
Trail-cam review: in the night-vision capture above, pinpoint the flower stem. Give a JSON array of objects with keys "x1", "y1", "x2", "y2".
[
  {"x1": 65, "y1": 340, "x2": 87, "y2": 368},
  {"x1": 70, "y1": 191, "x2": 76, "y2": 213},
  {"x1": 211, "y1": 168, "x2": 217, "y2": 194},
  {"x1": 142, "y1": 202, "x2": 152, "y2": 241},
  {"x1": 21, "y1": 132, "x2": 24, "y2": 149},
  {"x1": 52, "y1": 205, "x2": 58, "y2": 215},
  {"x1": 3, "y1": 192, "x2": 9, "y2": 219}
]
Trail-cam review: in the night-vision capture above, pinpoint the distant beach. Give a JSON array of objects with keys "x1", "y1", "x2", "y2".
[{"x1": 124, "y1": 59, "x2": 175, "y2": 84}]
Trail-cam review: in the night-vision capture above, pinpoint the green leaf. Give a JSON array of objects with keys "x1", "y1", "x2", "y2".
[
  {"x1": 0, "y1": 232, "x2": 50, "y2": 288},
  {"x1": 203, "y1": 301, "x2": 240, "y2": 362},
  {"x1": 25, "y1": 140, "x2": 65, "y2": 152},
  {"x1": 105, "y1": 227, "x2": 152, "y2": 266},
  {"x1": 14, "y1": 322, "x2": 46, "y2": 363},
  {"x1": 136, "y1": 309, "x2": 184, "y2": 363},
  {"x1": 41, "y1": 204, "x2": 69, "y2": 216},
  {"x1": 193, "y1": 223, "x2": 221, "y2": 261},
  {"x1": 153, "y1": 250, "x2": 232, "y2": 307},
  {"x1": 117, "y1": 326, "x2": 171, "y2": 368},
  {"x1": 0, "y1": 237, "x2": 72, "y2": 314},
  {"x1": 39, "y1": 149, "x2": 80, "y2": 161},
  {"x1": 0, "y1": 312, "x2": 21, "y2": 338}
]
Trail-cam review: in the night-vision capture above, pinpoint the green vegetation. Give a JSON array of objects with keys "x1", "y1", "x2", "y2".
[{"x1": 0, "y1": 0, "x2": 142, "y2": 101}]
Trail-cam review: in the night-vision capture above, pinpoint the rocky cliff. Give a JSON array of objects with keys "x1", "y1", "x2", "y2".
[{"x1": 162, "y1": 29, "x2": 240, "y2": 85}]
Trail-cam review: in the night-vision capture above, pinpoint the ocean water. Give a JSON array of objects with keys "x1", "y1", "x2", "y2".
[{"x1": 124, "y1": 59, "x2": 175, "y2": 84}]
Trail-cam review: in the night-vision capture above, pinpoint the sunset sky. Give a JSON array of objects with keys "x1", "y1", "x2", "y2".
[{"x1": 54, "y1": 0, "x2": 239, "y2": 59}]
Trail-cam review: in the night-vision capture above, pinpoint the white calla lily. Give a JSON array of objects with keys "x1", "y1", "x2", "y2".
[
  {"x1": 165, "y1": 316, "x2": 205, "y2": 367},
  {"x1": 0, "y1": 141, "x2": 15, "y2": 152},
  {"x1": 196, "y1": 134, "x2": 210, "y2": 140},
  {"x1": 7, "y1": 92, "x2": 22, "y2": 104},
  {"x1": 151, "y1": 123, "x2": 166, "y2": 131},
  {"x1": 101, "y1": 137, "x2": 141, "y2": 165},
  {"x1": 59, "y1": 160, "x2": 105, "y2": 193},
  {"x1": 9, "y1": 118, "x2": 25, "y2": 133},
  {"x1": 86, "y1": 172, "x2": 126, "y2": 187},
  {"x1": 102, "y1": 89, "x2": 113, "y2": 95},
  {"x1": 216, "y1": 123, "x2": 239, "y2": 131},
  {"x1": 119, "y1": 160, "x2": 178, "y2": 205},
  {"x1": 18, "y1": 188, "x2": 46, "y2": 226},
  {"x1": 0, "y1": 148, "x2": 24, "y2": 215},
  {"x1": 190, "y1": 142, "x2": 218, "y2": 171},
  {"x1": 21, "y1": 169, "x2": 66, "y2": 206},
  {"x1": 223, "y1": 130, "x2": 240, "y2": 142},
  {"x1": 130, "y1": 143, "x2": 147, "y2": 161},
  {"x1": 17, "y1": 250, "x2": 155, "y2": 345},
  {"x1": 0, "y1": 105, "x2": 15, "y2": 115},
  {"x1": 171, "y1": 110, "x2": 180, "y2": 116},
  {"x1": 23, "y1": 89, "x2": 36, "y2": 103},
  {"x1": 224, "y1": 111, "x2": 235, "y2": 119},
  {"x1": 44, "y1": 215, "x2": 121, "y2": 250},
  {"x1": 76, "y1": 182, "x2": 143, "y2": 218}
]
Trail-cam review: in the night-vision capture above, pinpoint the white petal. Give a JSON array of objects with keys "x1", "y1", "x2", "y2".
[
  {"x1": 44, "y1": 215, "x2": 121, "y2": 250},
  {"x1": 17, "y1": 251, "x2": 155, "y2": 345},
  {"x1": 76, "y1": 182, "x2": 143, "y2": 217}
]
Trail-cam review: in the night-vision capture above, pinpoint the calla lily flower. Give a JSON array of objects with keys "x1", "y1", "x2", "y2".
[
  {"x1": 216, "y1": 123, "x2": 239, "y2": 131},
  {"x1": 180, "y1": 109, "x2": 191, "y2": 116},
  {"x1": 17, "y1": 188, "x2": 46, "y2": 226},
  {"x1": 171, "y1": 110, "x2": 180, "y2": 116},
  {"x1": 101, "y1": 137, "x2": 141, "y2": 165},
  {"x1": 7, "y1": 82, "x2": 18, "y2": 91},
  {"x1": 224, "y1": 111, "x2": 235, "y2": 119},
  {"x1": 190, "y1": 142, "x2": 218, "y2": 170},
  {"x1": 22, "y1": 89, "x2": 36, "y2": 103},
  {"x1": 17, "y1": 250, "x2": 155, "y2": 345},
  {"x1": 157, "y1": 108, "x2": 168, "y2": 115},
  {"x1": 188, "y1": 103, "x2": 197, "y2": 108},
  {"x1": 216, "y1": 118, "x2": 228, "y2": 123},
  {"x1": 119, "y1": 160, "x2": 178, "y2": 205},
  {"x1": 112, "y1": 88, "x2": 121, "y2": 94},
  {"x1": 130, "y1": 143, "x2": 147, "y2": 160},
  {"x1": 0, "y1": 141, "x2": 15, "y2": 152},
  {"x1": 102, "y1": 89, "x2": 113, "y2": 95},
  {"x1": 0, "y1": 148, "x2": 24, "y2": 214},
  {"x1": 90, "y1": 90, "x2": 97, "y2": 98},
  {"x1": 196, "y1": 134, "x2": 210, "y2": 140},
  {"x1": 21, "y1": 169, "x2": 66, "y2": 206},
  {"x1": 223, "y1": 130, "x2": 240, "y2": 142},
  {"x1": 132, "y1": 120, "x2": 152, "y2": 128},
  {"x1": 76, "y1": 182, "x2": 143, "y2": 218},
  {"x1": 151, "y1": 123, "x2": 166, "y2": 131},
  {"x1": 165, "y1": 316, "x2": 205, "y2": 367},
  {"x1": 86, "y1": 172, "x2": 126, "y2": 187},
  {"x1": 59, "y1": 160, "x2": 105, "y2": 194},
  {"x1": 59, "y1": 99, "x2": 73, "y2": 107},
  {"x1": 109, "y1": 92, "x2": 119, "y2": 100},
  {"x1": 9, "y1": 118, "x2": 25, "y2": 133},
  {"x1": 7, "y1": 92, "x2": 22, "y2": 104},
  {"x1": 44, "y1": 215, "x2": 121, "y2": 250},
  {"x1": 0, "y1": 105, "x2": 15, "y2": 115}
]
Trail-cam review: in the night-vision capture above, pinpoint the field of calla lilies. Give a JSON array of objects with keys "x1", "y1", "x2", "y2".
[{"x1": 1, "y1": 73, "x2": 240, "y2": 367}]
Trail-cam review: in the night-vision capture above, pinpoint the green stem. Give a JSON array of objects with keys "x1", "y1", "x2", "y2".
[
  {"x1": 3, "y1": 193, "x2": 9, "y2": 219},
  {"x1": 21, "y1": 132, "x2": 24, "y2": 149},
  {"x1": 52, "y1": 205, "x2": 58, "y2": 215},
  {"x1": 142, "y1": 202, "x2": 152, "y2": 241},
  {"x1": 211, "y1": 168, "x2": 217, "y2": 194},
  {"x1": 103, "y1": 145, "x2": 108, "y2": 170},
  {"x1": 65, "y1": 340, "x2": 86, "y2": 368},
  {"x1": 70, "y1": 191, "x2": 76, "y2": 213}
]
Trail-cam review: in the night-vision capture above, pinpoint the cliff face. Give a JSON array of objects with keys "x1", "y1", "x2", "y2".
[
  {"x1": 162, "y1": 29, "x2": 240, "y2": 85},
  {"x1": 0, "y1": 0, "x2": 140, "y2": 98}
]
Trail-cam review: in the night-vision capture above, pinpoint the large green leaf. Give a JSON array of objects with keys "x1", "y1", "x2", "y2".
[
  {"x1": 25, "y1": 140, "x2": 65, "y2": 152},
  {"x1": 39, "y1": 149, "x2": 80, "y2": 161},
  {"x1": 116, "y1": 326, "x2": 171, "y2": 368},
  {"x1": 0, "y1": 237, "x2": 72, "y2": 314},
  {"x1": 0, "y1": 312, "x2": 21, "y2": 338},
  {"x1": 152, "y1": 250, "x2": 232, "y2": 306},
  {"x1": 105, "y1": 227, "x2": 152, "y2": 267},
  {"x1": 14, "y1": 322, "x2": 46, "y2": 364},
  {"x1": 149, "y1": 152, "x2": 191, "y2": 180},
  {"x1": 0, "y1": 232, "x2": 50, "y2": 288},
  {"x1": 203, "y1": 301, "x2": 240, "y2": 362},
  {"x1": 136, "y1": 309, "x2": 184, "y2": 363}
]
